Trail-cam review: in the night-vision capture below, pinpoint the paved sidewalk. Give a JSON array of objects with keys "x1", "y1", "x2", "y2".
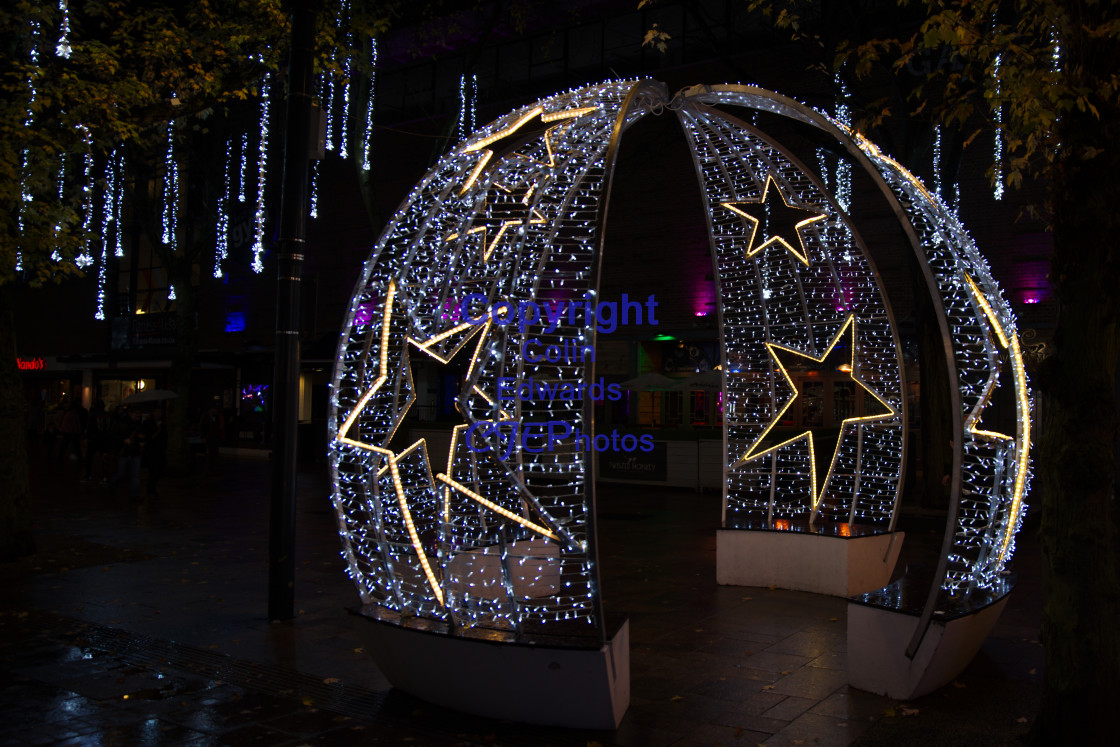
[{"x1": 1, "y1": 455, "x2": 1043, "y2": 745}]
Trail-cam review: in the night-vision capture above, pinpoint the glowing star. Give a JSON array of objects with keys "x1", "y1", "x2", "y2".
[
  {"x1": 733, "y1": 314, "x2": 896, "y2": 511},
  {"x1": 721, "y1": 174, "x2": 827, "y2": 267},
  {"x1": 444, "y1": 182, "x2": 546, "y2": 263},
  {"x1": 965, "y1": 274, "x2": 1031, "y2": 564},
  {"x1": 336, "y1": 286, "x2": 563, "y2": 605},
  {"x1": 414, "y1": 319, "x2": 564, "y2": 544},
  {"x1": 459, "y1": 104, "x2": 598, "y2": 195},
  {"x1": 510, "y1": 118, "x2": 578, "y2": 170}
]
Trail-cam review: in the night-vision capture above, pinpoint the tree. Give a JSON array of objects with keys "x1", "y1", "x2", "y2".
[
  {"x1": 0, "y1": 0, "x2": 391, "y2": 557},
  {"x1": 703, "y1": 0, "x2": 1119, "y2": 742}
]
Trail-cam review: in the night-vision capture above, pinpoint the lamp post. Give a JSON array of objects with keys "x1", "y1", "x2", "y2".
[{"x1": 268, "y1": 0, "x2": 317, "y2": 621}]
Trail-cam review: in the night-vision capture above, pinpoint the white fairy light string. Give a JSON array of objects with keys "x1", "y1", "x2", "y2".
[
  {"x1": 238, "y1": 132, "x2": 249, "y2": 203},
  {"x1": 339, "y1": 0, "x2": 353, "y2": 159},
  {"x1": 113, "y1": 151, "x2": 125, "y2": 258},
  {"x1": 458, "y1": 72, "x2": 478, "y2": 142},
  {"x1": 361, "y1": 37, "x2": 377, "y2": 172},
  {"x1": 251, "y1": 78, "x2": 270, "y2": 273},
  {"x1": 932, "y1": 125, "x2": 942, "y2": 199},
  {"x1": 95, "y1": 151, "x2": 120, "y2": 320},
  {"x1": 55, "y1": 0, "x2": 71, "y2": 58},
  {"x1": 215, "y1": 138, "x2": 232, "y2": 278},
  {"x1": 162, "y1": 122, "x2": 178, "y2": 250},
  {"x1": 834, "y1": 73, "x2": 852, "y2": 211},
  {"x1": 310, "y1": 159, "x2": 320, "y2": 219},
  {"x1": 992, "y1": 54, "x2": 1004, "y2": 201},
  {"x1": 17, "y1": 17, "x2": 42, "y2": 271},
  {"x1": 74, "y1": 126, "x2": 97, "y2": 269}
]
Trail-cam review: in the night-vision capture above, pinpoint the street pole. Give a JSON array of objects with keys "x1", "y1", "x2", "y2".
[{"x1": 268, "y1": 0, "x2": 316, "y2": 621}]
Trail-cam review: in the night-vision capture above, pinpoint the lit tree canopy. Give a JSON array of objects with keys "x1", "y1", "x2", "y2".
[{"x1": 0, "y1": 0, "x2": 392, "y2": 288}]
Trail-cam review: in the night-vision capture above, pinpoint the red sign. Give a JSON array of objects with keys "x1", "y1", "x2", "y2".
[{"x1": 17, "y1": 357, "x2": 45, "y2": 371}]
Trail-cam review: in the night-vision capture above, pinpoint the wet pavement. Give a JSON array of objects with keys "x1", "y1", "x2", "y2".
[{"x1": 1, "y1": 452, "x2": 1043, "y2": 745}]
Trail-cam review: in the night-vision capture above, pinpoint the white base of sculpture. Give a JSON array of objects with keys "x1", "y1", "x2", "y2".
[
  {"x1": 352, "y1": 613, "x2": 630, "y2": 730},
  {"x1": 847, "y1": 593, "x2": 1010, "y2": 699},
  {"x1": 716, "y1": 529, "x2": 904, "y2": 596}
]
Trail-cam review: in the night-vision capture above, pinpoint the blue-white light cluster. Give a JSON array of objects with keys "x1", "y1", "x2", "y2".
[
  {"x1": 162, "y1": 122, "x2": 179, "y2": 249},
  {"x1": 361, "y1": 38, "x2": 378, "y2": 172},
  {"x1": 215, "y1": 138, "x2": 232, "y2": 278},
  {"x1": 992, "y1": 54, "x2": 1004, "y2": 201},
  {"x1": 251, "y1": 80, "x2": 270, "y2": 274},
  {"x1": 458, "y1": 72, "x2": 478, "y2": 142},
  {"x1": 55, "y1": 0, "x2": 71, "y2": 58}
]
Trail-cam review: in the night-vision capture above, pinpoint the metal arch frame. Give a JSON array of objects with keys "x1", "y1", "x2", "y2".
[
  {"x1": 683, "y1": 86, "x2": 963, "y2": 658},
  {"x1": 329, "y1": 81, "x2": 649, "y2": 638},
  {"x1": 681, "y1": 84, "x2": 1028, "y2": 656},
  {"x1": 584, "y1": 79, "x2": 671, "y2": 642},
  {"x1": 675, "y1": 99, "x2": 909, "y2": 531}
]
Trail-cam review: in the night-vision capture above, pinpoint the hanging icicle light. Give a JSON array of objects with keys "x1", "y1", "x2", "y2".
[
  {"x1": 114, "y1": 151, "x2": 125, "y2": 258},
  {"x1": 215, "y1": 138, "x2": 231, "y2": 278},
  {"x1": 95, "y1": 151, "x2": 119, "y2": 321},
  {"x1": 458, "y1": 72, "x2": 479, "y2": 142},
  {"x1": 55, "y1": 0, "x2": 71, "y2": 58},
  {"x1": 18, "y1": 18, "x2": 42, "y2": 271},
  {"x1": 75, "y1": 127, "x2": 96, "y2": 269},
  {"x1": 833, "y1": 72, "x2": 852, "y2": 211},
  {"x1": 310, "y1": 159, "x2": 320, "y2": 219},
  {"x1": 57, "y1": 154, "x2": 66, "y2": 201},
  {"x1": 339, "y1": 0, "x2": 353, "y2": 159},
  {"x1": 323, "y1": 63, "x2": 336, "y2": 154},
  {"x1": 238, "y1": 132, "x2": 248, "y2": 203},
  {"x1": 932, "y1": 125, "x2": 942, "y2": 200},
  {"x1": 992, "y1": 54, "x2": 1004, "y2": 201},
  {"x1": 361, "y1": 37, "x2": 377, "y2": 172},
  {"x1": 162, "y1": 122, "x2": 179, "y2": 249},
  {"x1": 251, "y1": 78, "x2": 271, "y2": 273}
]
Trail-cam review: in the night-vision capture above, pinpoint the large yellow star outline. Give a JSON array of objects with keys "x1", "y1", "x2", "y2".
[
  {"x1": 964, "y1": 274, "x2": 1031, "y2": 564},
  {"x1": 335, "y1": 282, "x2": 559, "y2": 606},
  {"x1": 444, "y1": 182, "x2": 546, "y2": 263},
  {"x1": 721, "y1": 174, "x2": 827, "y2": 267},
  {"x1": 458, "y1": 104, "x2": 598, "y2": 195},
  {"x1": 734, "y1": 315, "x2": 896, "y2": 511}
]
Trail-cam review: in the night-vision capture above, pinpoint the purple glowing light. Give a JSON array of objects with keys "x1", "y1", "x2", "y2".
[{"x1": 353, "y1": 301, "x2": 375, "y2": 327}]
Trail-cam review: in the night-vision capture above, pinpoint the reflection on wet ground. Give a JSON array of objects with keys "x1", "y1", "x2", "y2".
[{"x1": 1, "y1": 460, "x2": 1042, "y2": 745}]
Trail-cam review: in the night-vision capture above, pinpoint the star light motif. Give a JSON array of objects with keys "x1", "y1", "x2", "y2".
[
  {"x1": 336, "y1": 283, "x2": 562, "y2": 606},
  {"x1": 444, "y1": 181, "x2": 547, "y2": 264},
  {"x1": 734, "y1": 315, "x2": 896, "y2": 511},
  {"x1": 721, "y1": 174, "x2": 827, "y2": 267},
  {"x1": 458, "y1": 104, "x2": 597, "y2": 195}
]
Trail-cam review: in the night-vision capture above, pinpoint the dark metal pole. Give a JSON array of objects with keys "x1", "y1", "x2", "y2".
[{"x1": 268, "y1": 0, "x2": 316, "y2": 621}]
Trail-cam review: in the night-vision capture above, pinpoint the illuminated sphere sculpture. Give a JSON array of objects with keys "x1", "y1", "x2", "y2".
[{"x1": 329, "y1": 80, "x2": 1030, "y2": 712}]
